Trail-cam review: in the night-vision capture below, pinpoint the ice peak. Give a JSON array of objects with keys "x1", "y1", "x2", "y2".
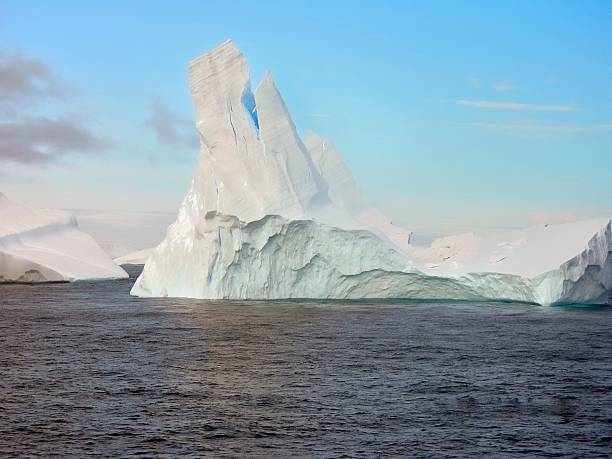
[
  {"x1": 218, "y1": 38, "x2": 236, "y2": 48},
  {"x1": 188, "y1": 39, "x2": 240, "y2": 67},
  {"x1": 255, "y1": 71, "x2": 280, "y2": 98},
  {"x1": 262, "y1": 70, "x2": 275, "y2": 83}
]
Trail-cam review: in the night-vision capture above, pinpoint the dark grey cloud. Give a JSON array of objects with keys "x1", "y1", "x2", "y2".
[
  {"x1": 146, "y1": 99, "x2": 198, "y2": 149},
  {"x1": 0, "y1": 51, "x2": 67, "y2": 103},
  {"x1": 0, "y1": 50, "x2": 109, "y2": 165},
  {"x1": 0, "y1": 117, "x2": 110, "y2": 164}
]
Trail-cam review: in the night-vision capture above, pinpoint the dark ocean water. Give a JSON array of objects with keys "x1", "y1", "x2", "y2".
[{"x1": 1, "y1": 267, "x2": 612, "y2": 458}]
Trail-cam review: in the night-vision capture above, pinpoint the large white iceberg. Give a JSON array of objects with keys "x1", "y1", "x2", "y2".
[
  {"x1": 132, "y1": 40, "x2": 611, "y2": 305},
  {"x1": 0, "y1": 193, "x2": 128, "y2": 283}
]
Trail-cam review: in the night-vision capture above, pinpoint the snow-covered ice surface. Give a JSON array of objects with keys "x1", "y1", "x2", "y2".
[
  {"x1": 411, "y1": 218, "x2": 612, "y2": 305},
  {"x1": 0, "y1": 193, "x2": 128, "y2": 283},
  {"x1": 133, "y1": 40, "x2": 612, "y2": 305}
]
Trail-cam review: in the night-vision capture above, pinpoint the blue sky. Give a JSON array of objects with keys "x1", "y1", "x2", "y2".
[{"x1": 1, "y1": 0, "x2": 611, "y2": 234}]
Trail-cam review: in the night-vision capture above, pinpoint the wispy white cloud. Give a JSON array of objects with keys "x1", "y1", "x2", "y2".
[
  {"x1": 457, "y1": 99, "x2": 576, "y2": 111},
  {"x1": 491, "y1": 80, "x2": 515, "y2": 92},
  {"x1": 462, "y1": 122, "x2": 612, "y2": 136},
  {"x1": 467, "y1": 77, "x2": 481, "y2": 88}
]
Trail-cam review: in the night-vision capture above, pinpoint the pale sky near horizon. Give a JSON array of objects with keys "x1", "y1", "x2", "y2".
[{"x1": 1, "y1": 0, "x2": 611, "y2": 236}]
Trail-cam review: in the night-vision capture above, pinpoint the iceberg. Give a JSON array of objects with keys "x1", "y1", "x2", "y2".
[
  {"x1": 132, "y1": 40, "x2": 611, "y2": 305},
  {"x1": 0, "y1": 193, "x2": 128, "y2": 283},
  {"x1": 132, "y1": 211, "x2": 482, "y2": 300},
  {"x1": 114, "y1": 248, "x2": 154, "y2": 266},
  {"x1": 411, "y1": 218, "x2": 612, "y2": 305}
]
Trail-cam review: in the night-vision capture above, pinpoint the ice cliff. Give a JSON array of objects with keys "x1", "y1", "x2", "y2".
[
  {"x1": 133, "y1": 211, "x2": 483, "y2": 300},
  {"x1": 0, "y1": 193, "x2": 128, "y2": 283},
  {"x1": 132, "y1": 40, "x2": 611, "y2": 305}
]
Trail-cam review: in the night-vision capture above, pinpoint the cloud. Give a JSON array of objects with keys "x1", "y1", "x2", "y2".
[
  {"x1": 0, "y1": 116, "x2": 110, "y2": 164},
  {"x1": 146, "y1": 99, "x2": 198, "y2": 149},
  {"x1": 526, "y1": 209, "x2": 587, "y2": 225},
  {"x1": 0, "y1": 50, "x2": 67, "y2": 103},
  {"x1": 462, "y1": 122, "x2": 612, "y2": 136},
  {"x1": 491, "y1": 80, "x2": 515, "y2": 92},
  {"x1": 467, "y1": 77, "x2": 482, "y2": 88},
  {"x1": 457, "y1": 99, "x2": 576, "y2": 112},
  {"x1": 0, "y1": 50, "x2": 107, "y2": 165}
]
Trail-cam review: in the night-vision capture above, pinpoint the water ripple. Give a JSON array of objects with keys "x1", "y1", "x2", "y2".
[{"x1": 1, "y1": 269, "x2": 611, "y2": 457}]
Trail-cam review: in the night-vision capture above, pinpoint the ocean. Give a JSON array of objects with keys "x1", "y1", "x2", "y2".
[{"x1": 1, "y1": 267, "x2": 611, "y2": 457}]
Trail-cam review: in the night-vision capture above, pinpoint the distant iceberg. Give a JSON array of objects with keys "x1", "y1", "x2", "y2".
[
  {"x1": 132, "y1": 40, "x2": 611, "y2": 305},
  {"x1": 0, "y1": 193, "x2": 127, "y2": 283},
  {"x1": 114, "y1": 248, "x2": 154, "y2": 266}
]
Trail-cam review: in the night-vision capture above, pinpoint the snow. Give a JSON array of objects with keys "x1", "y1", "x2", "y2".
[
  {"x1": 411, "y1": 219, "x2": 610, "y2": 278},
  {"x1": 0, "y1": 193, "x2": 128, "y2": 283},
  {"x1": 132, "y1": 40, "x2": 612, "y2": 305},
  {"x1": 406, "y1": 218, "x2": 612, "y2": 304}
]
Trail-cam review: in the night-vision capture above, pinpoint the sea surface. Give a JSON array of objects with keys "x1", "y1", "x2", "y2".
[{"x1": 1, "y1": 267, "x2": 612, "y2": 458}]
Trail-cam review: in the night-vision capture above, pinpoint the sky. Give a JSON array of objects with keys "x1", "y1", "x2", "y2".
[{"x1": 1, "y1": 0, "x2": 611, "y2": 236}]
